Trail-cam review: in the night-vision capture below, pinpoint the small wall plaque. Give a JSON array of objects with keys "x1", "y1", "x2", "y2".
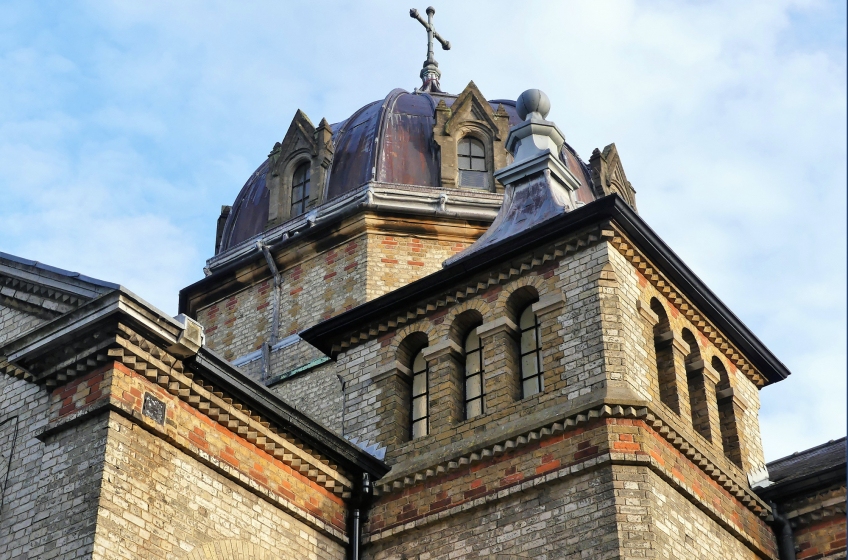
[{"x1": 142, "y1": 393, "x2": 166, "y2": 425}]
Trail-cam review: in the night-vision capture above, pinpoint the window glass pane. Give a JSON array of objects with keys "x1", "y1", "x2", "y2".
[
  {"x1": 412, "y1": 395, "x2": 427, "y2": 419},
  {"x1": 519, "y1": 306, "x2": 536, "y2": 330},
  {"x1": 412, "y1": 372, "x2": 427, "y2": 396},
  {"x1": 521, "y1": 354, "x2": 538, "y2": 379},
  {"x1": 466, "y1": 399, "x2": 482, "y2": 419},
  {"x1": 458, "y1": 139, "x2": 471, "y2": 156},
  {"x1": 412, "y1": 419, "x2": 427, "y2": 438},
  {"x1": 413, "y1": 351, "x2": 426, "y2": 374},
  {"x1": 469, "y1": 139, "x2": 484, "y2": 157},
  {"x1": 292, "y1": 185, "x2": 303, "y2": 202},
  {"x1": 458, "y1": 154, "x2": 471, "y2": 170},
  {"x1": 466, "y1": 351, "x2": 481, "y2": 375},
  {"x1": 471, "y1": 156, "x2": 486, "y2": 171},
  {"x1": 520, "y1": 330, "x2": 537, "y2": 354},
  {"x1": 465, "y1": 330, "x2": 479, "y2": 352},
  {"x1": 292, "y1": 201, "x2": 303, "y2": 215},
  {"x1": 523, "y1": 378, "x2": 540, "y2": 398},
  {"x1": 465, "y1": 375, "x2": 481, "y2": 399}
]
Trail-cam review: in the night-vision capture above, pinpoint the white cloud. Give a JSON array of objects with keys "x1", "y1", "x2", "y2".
[{"x1": 0, "y1": 0, "x2": 843, "y2": 460}]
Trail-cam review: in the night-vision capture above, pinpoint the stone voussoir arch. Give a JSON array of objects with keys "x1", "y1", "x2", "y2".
[
  {"x1": 438, "y1": 298, "x2": 494, "y2": 341},
  {"x1": 390, "y1": 322, "x2": 436, "y2": 359},
  {"x1": 181, "y1": 539, "x2": 285, "y2": 560},
  {"x1": 495, "y1": 274, "x2": 550, "y2": 315}
]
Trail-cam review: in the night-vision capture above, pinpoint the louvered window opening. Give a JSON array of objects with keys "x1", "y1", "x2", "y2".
[
  {"x1": 291, "y1": 163, "x2": 311, "y2": 217},
  {"x1": 458, "y1": 137, "x2": 488, "y2": 189},
  {"x1": 411, "y1": 350, "x2": 429, "y2": 439},
  {"x1": 464, "y1": 330, "x2": 485, "y2": 419},
  {"x1": 519, "y1": 305, "x2": 543, "y2": 398}
]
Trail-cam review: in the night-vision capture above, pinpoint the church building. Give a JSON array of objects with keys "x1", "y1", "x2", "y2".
[{"x1": 0, "y1": 8, "x2": 844, "y2": 559}]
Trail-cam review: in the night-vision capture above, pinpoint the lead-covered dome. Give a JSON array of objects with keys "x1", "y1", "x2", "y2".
[{"x1": 217, "y1": 87, "x2": 597, "y2": 253}]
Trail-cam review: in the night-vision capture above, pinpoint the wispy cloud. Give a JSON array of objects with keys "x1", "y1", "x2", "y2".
[{"x1": 0, "y1": 0, "x2": 843, "y2": 460}]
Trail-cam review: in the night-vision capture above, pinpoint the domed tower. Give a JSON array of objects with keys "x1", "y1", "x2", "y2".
[{"x1": 178, "y1": 65, "x2": 634, "y2": 418}]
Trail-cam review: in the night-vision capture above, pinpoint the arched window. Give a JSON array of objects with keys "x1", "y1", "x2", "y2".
[
  {"x1": 682, "y1": 328, "x2": 711, "y2": 441},
  {"x1": 713, "y1": 357, "x2": 743, "y2": 468},
  {"x1": 650, "y1": 298, "x2": 680, "y2": 415},
  {"x1": 457, "y1": 137, "x2": 488, "y2": 189},
  {"x1": 291, "y1": 162, "x2": 311, "y2": 217},
  {"x1": 464, "y1": 329, "x2": 484, "y2": 419},
  {"x1": 411, "y1": 349, "x2": 429, "y2": 439},
  {"x1": 519, "y1": 304, "x2": 543, "y2": 398}
]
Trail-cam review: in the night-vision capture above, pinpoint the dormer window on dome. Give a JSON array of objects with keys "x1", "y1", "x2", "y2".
[
  {"x1": 457, "y1": 137, "x2": 488, "y2": 189},
  {"x1": 290, "y1": 163, "x2": 311, "y2": 217}
]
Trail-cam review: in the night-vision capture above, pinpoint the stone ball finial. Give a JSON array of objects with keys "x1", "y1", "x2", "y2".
[{"x1": 516, "y1": 89, "x2": 551, "y2": 121}]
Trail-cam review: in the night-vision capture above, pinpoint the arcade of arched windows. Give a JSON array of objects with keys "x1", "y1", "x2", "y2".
[
  {"x1": 384, "y1": 279, "x2": 748, "y2": 475},
  {"x1": 645, "y1": 296, "x2": 747, "y2": 470}
]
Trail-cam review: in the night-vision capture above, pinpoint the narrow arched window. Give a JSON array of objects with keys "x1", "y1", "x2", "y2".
[
  {"x1": 713, "y1": 357, "x2": 743, "y2": 468},
  {"x1": 291, "y1": 163, "x2": 311, "y2": 217},
  {"x1": 519, "y1": 305, "x2": 543, "y2": 398},
  {"x1": 457, "y1": 137, "x2": 488, "y2": 189},
  {"x1": 464, "y1": 330, "x2": 484, "y2": 419},
  {"x1": 411, "y1": 349, "x2": 429, "y2": 439},
  {"x1": 651, "y1": 298, "x2": 680, "y2": 415}
]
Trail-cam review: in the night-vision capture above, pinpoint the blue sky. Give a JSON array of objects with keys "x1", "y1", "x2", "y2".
[{"x1": 0, "y1": 0, "x2": 844, "y2": 462}]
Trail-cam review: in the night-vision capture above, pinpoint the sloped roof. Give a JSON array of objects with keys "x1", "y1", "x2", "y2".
[
  {"x1": 767, "y1": 437, "x2": 846, "y2": 486},
  {"x1": 758, "y1": 437, "x2": 846, "y2": 501}
]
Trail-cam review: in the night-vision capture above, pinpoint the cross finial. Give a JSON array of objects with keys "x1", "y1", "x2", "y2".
[{"x1": 409, "y1": 6, "x2": 450, "y2": 92}]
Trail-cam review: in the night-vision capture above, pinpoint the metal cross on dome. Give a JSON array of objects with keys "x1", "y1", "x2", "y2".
[{"x1": 410, "y1": 6, "x2": 451, "y2": 92}]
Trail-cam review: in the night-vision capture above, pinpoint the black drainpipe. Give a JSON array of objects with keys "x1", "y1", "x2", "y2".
[
  {"x1": 769, "y1": 501, "x2": 797, "y2": 560},
  {"x1": 349, "y1": 473, "x2": 372, "y2": 560},
  {"x1": 257, "y1": 241, "x2": 282, "y2": 382}
]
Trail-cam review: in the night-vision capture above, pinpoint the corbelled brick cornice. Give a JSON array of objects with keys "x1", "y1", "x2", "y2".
[{"x1": 0, "y1": 288, "x2": 388, "y2": 497}]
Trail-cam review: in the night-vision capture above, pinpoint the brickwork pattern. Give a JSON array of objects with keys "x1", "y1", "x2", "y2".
[
  {"x1": 199, "y1": 279, "x2": 274, "y2": 361},
  {"x1": 95, "y1": 412, "x2": 344, "y2": 560},
  {"x1": 0, "y1": 303, "x2": 46, "y2": 345},
  {"x1": 366, "y1": 470, "x2": 619, "y2": 560},
  {"x1": 0, "y1": 374, "x2": 107, "y2": 560},
  {"x1": 269, "y1": 361, "x2": 344, "y2": 433},
  {"x1": 366, "y1": 234, "x2": 468, "y2": 300},
  {"x1": 365, "y1": 418, "x2": 774, "y2": 556},
  {"x1": 607, "y1": 245, "x2": 767, "y2": 480},
  {"x1": 48, "y1": 362, "x2": 349, "y2": 538},
  {"x1": 794, "y1": 517, "x2": 847, "y2": 560},
  {"x1": 638, "y1": 466, "x2": 762, "y2": 559},
  {"x1": 198, "y1": 228, "x2": 472, "y2": 366}
]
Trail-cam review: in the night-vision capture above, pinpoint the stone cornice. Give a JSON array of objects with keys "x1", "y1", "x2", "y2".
[
  {"x1": 609, "y1": 227, "x2": 766, "y2": 387},
  {"x1": 372, "y1": 401, "x2": 770, "y2": 520},
  {"x1": 204, "y1": 182, "x2": 503, "y2": 273}
]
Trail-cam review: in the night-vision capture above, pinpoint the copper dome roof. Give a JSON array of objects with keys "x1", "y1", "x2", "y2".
[{"x1": 218, "y1": 88, "x2": 596, "y2": 253}]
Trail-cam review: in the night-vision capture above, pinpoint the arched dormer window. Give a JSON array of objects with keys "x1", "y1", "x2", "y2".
[
  {"x1": 291, "y1": 162, "x2": 311, "y2": 217},
  {"x1": 458, "y1": 137, "x2": 488, "y2": 189},
  {"x1": 519, "y1": 304, "x2": 543, "y2": 398},
  {"x1": 411, "y1": 349, "x2": 429, "y2": 439},
  {"x1": 464, "y1": 329, "x2": 485, "y2": 419}
]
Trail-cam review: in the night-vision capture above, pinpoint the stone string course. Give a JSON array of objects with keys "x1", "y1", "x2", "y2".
[{"x1": 365, "y1": 415, "x2": 775, "y2": 558}]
